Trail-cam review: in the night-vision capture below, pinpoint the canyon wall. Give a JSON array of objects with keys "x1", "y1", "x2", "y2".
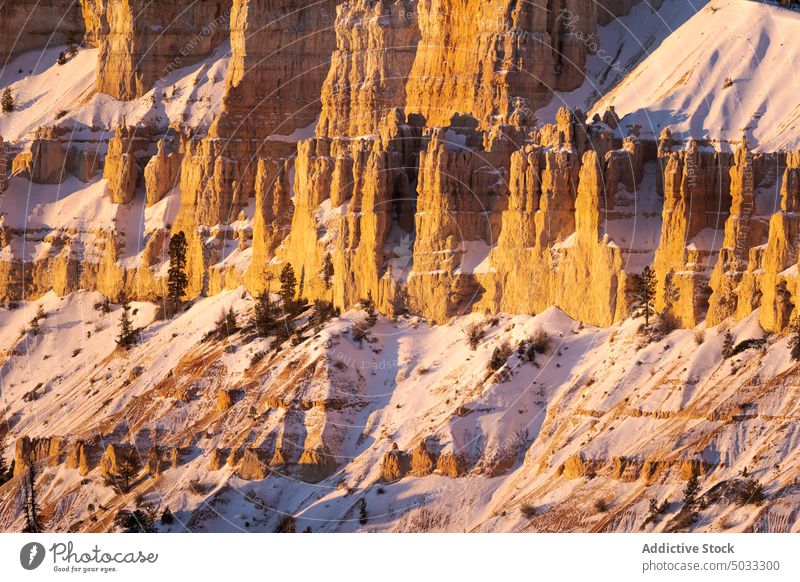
[
  {"x1": 0, "y1": 1, "x2": 84, "y2": 66},
  {"x1": 4, "y1": 0, "x2": 800, "y2": 332}
]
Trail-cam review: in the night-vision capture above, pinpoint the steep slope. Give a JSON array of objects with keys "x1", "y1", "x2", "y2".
[
  {"x1": 592, "y1": 0, "x2": 800, "y2": 150},
  {"x1": 0, "y1": 292, "x2": 798, "y2": 532}
]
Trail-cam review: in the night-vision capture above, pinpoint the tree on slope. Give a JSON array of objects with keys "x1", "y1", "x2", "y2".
[
  {"x1": 116, "y1": 299, "x2": 140, "y2": 350},
  {"x1": 2, "y1": 88, "x2": 13, "y2": 113},
  {"x1": 279, "y1": 263, "x2": 297, "y2": 313},
  {"x1": 633, "y1": 266, "x2": 657, "y2": 327},
  {"x1": 167, "y1": 231, "x2": 189, "y2": 315},
  {"x1": 21, "y1": 466, "x2": 42, "y2": 533}
]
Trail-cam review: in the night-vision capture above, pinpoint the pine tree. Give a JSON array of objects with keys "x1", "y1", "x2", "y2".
[
  {"x1": 279, "y1": 263, "x2": 297, "y2": 312},
  {"x1": 321, "y1": 253, "x2": 334, "y2": 290},
  {"x1": 114, "y1": 509, "x2": 155, "y2": 533},
  {"x1": 116, "y1": 300, "x2": 139, "y2": 350},
  {"x1": 160, "y1": 507, "x2": 174, "y2": 525},
  {"x1": 633, "y1": 266, "x2": 657, "y2": 326},
  {"x1": 57, "y1": 51, "x2": 67, "y2": 65},
  {"x1": 362, "y1": 292, "x2": 377, "y2": 327},
  {"x1": 2, "y1": 87, "x2": 14, "y2": 113},
  {"x1": 722, "y1": 329, "x2": 735, "y2": 359},
  {"x1": 105, "y1": 456, "x2": 139, "y2": 494},
  {"x1": 789, "y1": 316, "x2": 800, "y2": 361},
  {"x1": 0, "y1": 436, "x2": 10, "y2": 485},
  {"x1": 66, "y1": 30, "x2": 79, "y2": 57},
  {"x1": 683, "y1": 471, "x2": 700, "y2": 507},
  {"x1": 22, "y1": 466, "x2": 42, "y2": 533},
  {"x1": 214, "y1": 307, "x2": 237, "y2": 337},
  {"x1": 29, "y1": 305, "x2": 45, "y2": 336},
  {"x1": 358, "y1": 498, "x2": 368, "y2": 526},
  {"x1": 297, "y1": 267, "x2": 305, "y2": 303},
  {"x1": 251, "y1": 292, "x2": 276, "y2": 337},
  {"x1": 167, "y1": 231, "x2": 189, "y2": 314}
]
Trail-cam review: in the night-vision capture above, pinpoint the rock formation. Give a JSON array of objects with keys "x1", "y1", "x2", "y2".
[{"x1": 90, "y1": 0, "x2": 232, "y2": 100}]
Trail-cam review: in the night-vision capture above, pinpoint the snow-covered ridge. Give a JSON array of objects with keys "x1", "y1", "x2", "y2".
[{"x1": 591, "y1": 0, "x2": 800, "y2": 151}]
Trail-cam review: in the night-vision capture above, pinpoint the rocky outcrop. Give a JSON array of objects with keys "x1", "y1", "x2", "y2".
[
  {"x1": 652, "y1": 134, "x2": 733, "y2": 327},
  {"x1": 12, "y1": 128, "x2": 68, "y2": 184},
  {"x1": 707, "y1": 137, "x2": 772, "y2": 326},
  {"x1": 91, "y1": 0, "x2": 232, "y2": 100},
  {"x1": 756, "y1": 151, "x2": 800, "y2": 331},
  {"x1": 381, "y1": 444, "x2": 411, "y2": 482},
  {"x1": 0, "y1": 1, "x2": 84, "y2": 65},
  {"x1": 103, "y1": 120, "x2": 149, "y2": 204},
  {"x1": 144, "y1": 137, "x2": 182, "y2": 207},
  {"x1": 98, "y1": 443, "x2": 141, "y2": 478},
  {"x1": 13, "y1": 436, "x2": 64, "y2": 476}
]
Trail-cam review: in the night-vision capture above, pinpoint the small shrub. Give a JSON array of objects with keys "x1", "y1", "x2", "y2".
[
  {"x1": 731, "y1": 338, "x2": 766, "y2": 356},
  {"x1": 487, "y1": 341, "x2": 512, "y2": 373},
  {"x1": 188, "y1": 479, "x2": 211, "y2": 496},
  {"x1": 694, "y1": 329, "x2": 705, "y2": 345},
  {"x1": 352, "y1": 324, "x2": 369, "y2": 344},
  {"x1": 520, "y1": 504, "x2": 537, "y2": 519},
  {"x1": 737, "y1": 479, "x2": 765, "y2": 506},
  {"x1": 275, "y1": 515, "x2": 296, "y2": 533},
  {"x1": 114, "y1": 509, "x2": 156, "y2": 533},
  {"x1": 721, "y1": 330, "x2": 734, "y2": 359},
  {"x1": 250, "y1": 350, "x2": 267, "y2": 366},
  {"x1": 466, "y1": 323, "x2": 485, "y2": 350},
  {"x1": 594, "y1": 498, "x2": 609, "y2": 513}
]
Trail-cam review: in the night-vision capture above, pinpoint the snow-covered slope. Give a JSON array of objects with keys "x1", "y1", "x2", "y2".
[
  {"x1": 591, "y1": 0, "x2": 800, "y2": 150},
  {"x1": 0, "y1": 43, "x2": 230, "y2": 144},
  {"x1": 537, "y1": 0, "x2": 709, "y2": 122},
  {"x1": 1, "y1": 291, "x2": 798, "y2": 533}
]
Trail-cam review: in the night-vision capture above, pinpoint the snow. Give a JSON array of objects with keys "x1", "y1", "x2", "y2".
[
  {"x1": 0, "y1": 42, "x2": 230, "y2": 144},
  {"x1": 537, "y1": 0, "x2": 709, "y2": 123},
  {"x1": 591, "y1": 0, "x2": 800, "y2": 151}
]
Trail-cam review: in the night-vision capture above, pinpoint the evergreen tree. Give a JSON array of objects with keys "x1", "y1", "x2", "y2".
[
  {"x1": 29, "y1": 306, "x2": 45, "y2": 336},
  {"x1": 0, "y1": 437, "x2": 10, "y2": 485},
  {"x1": 279, "y1": 263, "x2": 297, "y2": 312},
  {"x1": 358, "y1": 498, "x2": 368, "y2": 526},
  {"x1": 1, "y1": 88, "x2": 13, "y2": 113},
  {"x1": 683, "y1": 471, "x2": 700, "y2": 507},
  {"x1": 321, "y1": 252, "x2": 334, "y2": 290},
  {"x1": 214, "y1": 307, "x2": 237, "y2": 337},
  {"x1": 66, "y1": 30, "x2": 79, "y2": 57},
  {"x1": 251, "y1": 292, "x2": 276, "y2": 337},
  {"x1": 633, "y1": 266, "x2": 657, "y2": 326},
  {"x1": 789, "y1": 316, "x2": 800, "y2": 361},
  {"x1": 57, "y1": 51, "x2": 67, "y2": 65},
  {"x1": 116, "y1": 300, "x2": 140, "y2": 349},
  {"x1": 167, "y1": 231, "x2": 189, "y2": 313},
  {"x1": 297, "y1": 267, "x2": 305, "y2": 303},
  {"x1": 114, "y1": 509, "x2": 156, "y2": 533},
  {"x1": 22, "y1": 466, "x2": 42, "y2": 533},
  {"x1": 362, "y1": 292, "x2": 378, "y2": 327},
  {"x1": 160, "y1": 507, "x2": 174, "y2": 525},
  {"x1": 722, "y1": 330, "x2": 735, "y2": 359},
  {"x1": 105, "y1": 456, "x2": 139, "y2": 494}
]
